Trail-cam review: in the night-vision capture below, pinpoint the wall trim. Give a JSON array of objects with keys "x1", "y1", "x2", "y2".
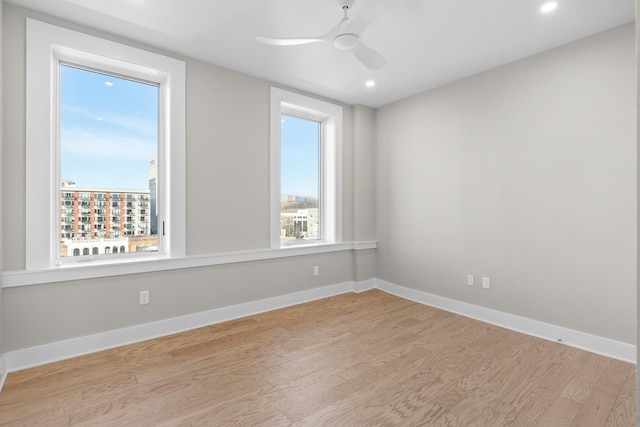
[
  {"x1": 2, "y1": 280, "x2": 362, "y2": 375},
  {"x1": 376, "y1": 279, "x2": 636, "y2": 364},
  {"x1": 2, "y1": 241, "x2": 378, "y2": 288},
  {"x1": 0, "y1": 354, "x2": 7, "y2": 391},
  {"x1": 354, "y1": 278, "x2": 376, "y2": 293},
  {"x1": 1, "y1": 277, "x2": 634, "y2": 394}
]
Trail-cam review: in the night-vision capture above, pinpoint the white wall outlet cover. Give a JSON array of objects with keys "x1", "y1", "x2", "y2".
[{"x1": 139, "y1": 290, "x2": 150, "y2": 305}]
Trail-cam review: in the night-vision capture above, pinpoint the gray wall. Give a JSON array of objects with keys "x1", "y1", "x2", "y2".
[
  {"x1": 352, "y1": 105, "x2": 377, "y2": 284},
  {"x1": 0, "y1": 1, "x2": 4, "y2": 359},
  {"x1": 636, "y1": 0, "x2": 639, "y2": 419},
  {"x1": 376, "y1": 24, "x2": 636, "y2": 344},
  {"x1": 353, "y1": 105, "x2": 376, "y2": 242},
  {"x1": 1, "y1": 4, "x2": 375, "y2": 352}
]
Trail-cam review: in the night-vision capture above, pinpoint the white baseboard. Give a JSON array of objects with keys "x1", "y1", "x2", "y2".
[
  {"x1": 3, "y1": 281, "x2": 360, "y2": 375},
  {"x1": 1, "y1": 277, "x2": 635, "y2": 394},
  {"x1": 354, "y1": 278, "x2": 376, "y2": 293},
  {"x1": 0, "y1": 354, "x2": 7, "y2": 391},
  {"x1": 376, "y1": 279, "x2": 636, "y2": 364}
]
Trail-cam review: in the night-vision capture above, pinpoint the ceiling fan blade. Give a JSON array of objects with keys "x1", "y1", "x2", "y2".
[
  {"x1": 256, "y1": 20, "x2": 342, "y2": 47},
  {"x1": 344, "y1": 0, "x2": 389, "y2": 36},
  {"x1": 256, "y1": 36, "x2": 325, "y2": 46},
  {"x1": 352, "y1": 40, "x2": 387, "y2": 70}
]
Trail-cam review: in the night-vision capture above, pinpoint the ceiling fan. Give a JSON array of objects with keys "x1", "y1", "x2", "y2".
[{"x1": 256, "y1": 0, "x2": 388, "y2": 70}]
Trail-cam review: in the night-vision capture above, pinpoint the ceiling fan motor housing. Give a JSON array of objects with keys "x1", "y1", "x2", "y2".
[{"x1": 336, "y1": 0, "x2": 355, "y2": 10}]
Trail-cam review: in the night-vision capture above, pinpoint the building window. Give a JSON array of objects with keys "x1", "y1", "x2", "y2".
[
  {"x1": 270, "y1": 88, "x2": 342, "y2": 248},
  {"x1": 92, "y1": 247, "x2": 99, "y2": 255},
  {"x1": 73, "y1": 249, "x2": 80, "y2": 256},
  {"x1": 26, "y1": 19, "x2": 186, "y2": 270}
]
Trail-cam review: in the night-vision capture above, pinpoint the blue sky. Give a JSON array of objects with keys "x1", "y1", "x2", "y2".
[
  {"x1": 60, "y1": 65, "x2": 158, "y2": 190},
  {"x1": 281, "y1": 114, "x2": 319, "y2": 198},
  {"x1": 61, "y1": 65, "x2": 318, "y2": 197}
]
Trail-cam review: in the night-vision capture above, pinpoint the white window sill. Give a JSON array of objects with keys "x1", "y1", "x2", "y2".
[{"x1": 2, "y1": 241, "x2": 377, "y2": 288}]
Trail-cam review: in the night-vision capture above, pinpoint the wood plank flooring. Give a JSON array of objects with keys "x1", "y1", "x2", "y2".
[{"x1": 0, "y1": 289, "x2": 635, "y2": 426}]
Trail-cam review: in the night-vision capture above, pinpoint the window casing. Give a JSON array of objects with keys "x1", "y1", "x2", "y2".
[
  {"x1": 26, "y1": 19, "x2": 185, "y2": 270},
  {"x1": 270, "y1": 88, "x2": 342, "y2": 248}
]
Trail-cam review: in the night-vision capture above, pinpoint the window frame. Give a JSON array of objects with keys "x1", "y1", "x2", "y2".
[
  {"x1": 270, "y1": 87, "x2": 342, "y2": 248},
  {"x1": 25, "y1": 18, "x2": 186, "y2": 270}
]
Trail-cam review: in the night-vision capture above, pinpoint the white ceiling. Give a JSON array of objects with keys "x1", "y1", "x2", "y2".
[{"x1": 7, "y1": 0, "x2": 635, "y2": 108}]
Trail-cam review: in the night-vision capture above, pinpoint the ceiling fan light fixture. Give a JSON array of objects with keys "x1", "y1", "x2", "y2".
[
  {"x1": 333, "y1": 33, "x2": 359, "y2": 50},
  {"x1": 256, "y1": 0, "x2": 388, "y2": 70}
]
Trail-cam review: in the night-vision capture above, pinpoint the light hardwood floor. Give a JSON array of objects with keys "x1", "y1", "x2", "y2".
[{"x1": 0, "y1": 289, "x2": 635, "y2": 426}]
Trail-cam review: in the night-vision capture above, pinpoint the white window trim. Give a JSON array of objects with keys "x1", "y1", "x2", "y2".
[
  {"x1": 270, "y1": 87, "x2": 343, "y2": 248},
  {"x1": 2, "y1": 241, "x2": 378, "y2": 288},
  {"x1": 25, "y1": 18, "x2": 185, "y2": 270}
]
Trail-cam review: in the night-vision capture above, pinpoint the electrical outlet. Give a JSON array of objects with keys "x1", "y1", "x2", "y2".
[
  {"x1": 467, "y1": 275, "x2": 474, "y2": 286},
  {"x1": 313, "y1": 266, "x2": 319, "y2": 276},
  {"x1": 482, "y1": 277, "x2": 491, "y2": 289},
  {"x1": 139, "y1": 290, "x2": 150, "y2": 305}
]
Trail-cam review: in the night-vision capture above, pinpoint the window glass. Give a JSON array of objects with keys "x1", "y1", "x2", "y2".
[
  {"x1": 280, "y1": 114, "x2": 320, "y2": 244},
  {"x1": 59, "y1": 65, "x2": 159, "y2": 258}
]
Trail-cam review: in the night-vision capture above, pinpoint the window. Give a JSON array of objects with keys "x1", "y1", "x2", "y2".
[
  {"x1": 270, "y1": 88, "x2": 342, "y2": 248},
  {"x1": 280, "y1": 115, "x2": 320, "y2": 242},
  {"x1": 26, "y1": 19, "x2": 185, "y2": 270}
]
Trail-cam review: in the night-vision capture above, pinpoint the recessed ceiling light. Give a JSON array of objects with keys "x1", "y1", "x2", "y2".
[
  {"x1": 365, "y1": 80, "x2": 376, "y2": 88},
  {"x1": 540, "y1": 2, "x2": 558, "y2": 14}
]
